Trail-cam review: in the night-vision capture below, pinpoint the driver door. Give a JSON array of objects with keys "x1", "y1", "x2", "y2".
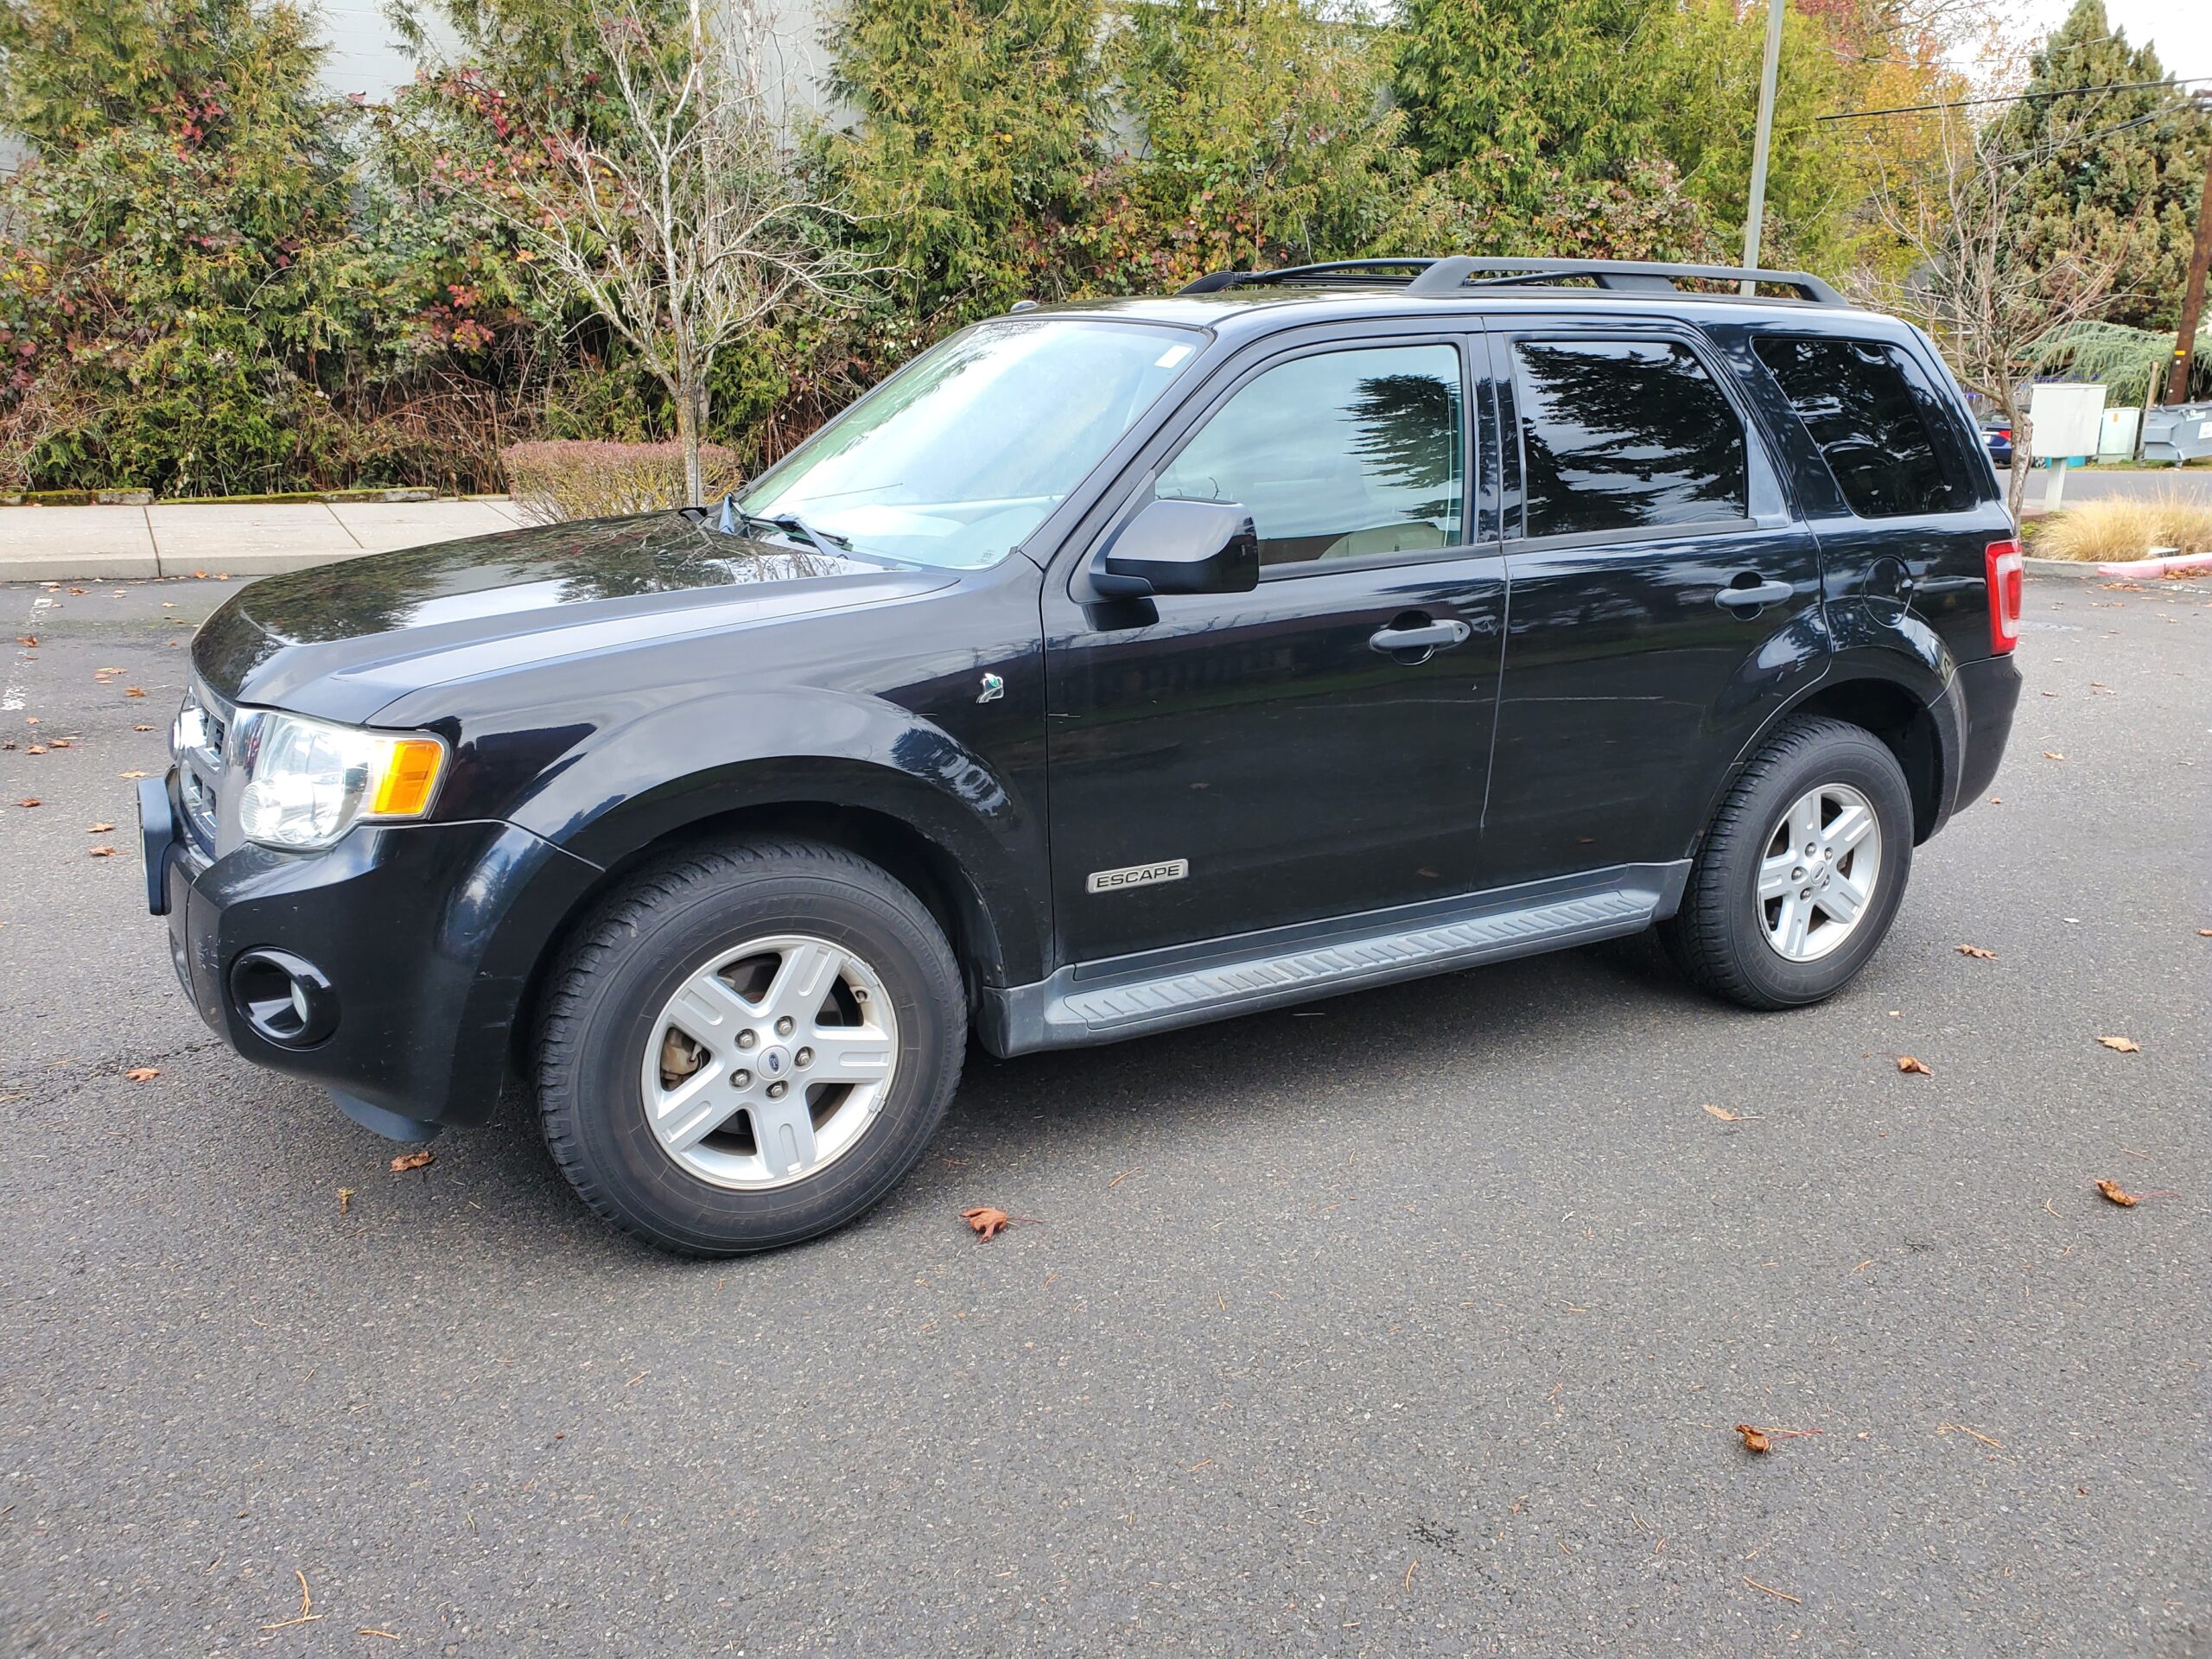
[{"x1": 1041, "y1": 331, "x2": 1508, "y2": 967}]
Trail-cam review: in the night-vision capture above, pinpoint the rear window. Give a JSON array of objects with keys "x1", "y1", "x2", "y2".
[
  {"x1": 1753, "y1": 335, "x2": 1972, "y2": 518},
  {"x1": 1512, "y1": 340, "x2": 1749, "y2": 538}
]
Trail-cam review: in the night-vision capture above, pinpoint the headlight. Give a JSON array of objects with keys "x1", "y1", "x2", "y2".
[{"x1": 235, "y1": 710, "x2": 448, "y2": 850}]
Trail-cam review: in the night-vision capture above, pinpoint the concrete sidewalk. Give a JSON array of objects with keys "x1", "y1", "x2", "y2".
[{"x1": 0, "y1": 497, "x2": 525, "y2": 582}]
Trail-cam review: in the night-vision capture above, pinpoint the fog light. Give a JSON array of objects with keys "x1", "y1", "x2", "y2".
[{"x1": 228, "y1": 949, "x2": 339, "y2": 1048}]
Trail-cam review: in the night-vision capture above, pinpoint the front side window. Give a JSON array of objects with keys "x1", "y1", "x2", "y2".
[
  {"x1": 741, "y1": 317, "x2": 1200, "y2": 569},
  {"x1": 1753, "y1": 334, "x2": 1972, "y2": 518},
  {"x1": 1154, "y1": 344, "x2": 1465, "y2": 567},
  {"x1": 1514, "y1": 339, "x2": 1749, "y2": 538}
]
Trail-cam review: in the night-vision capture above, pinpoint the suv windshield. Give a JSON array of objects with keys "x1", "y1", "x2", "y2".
[{"x1": 739, "y1": 317, "x2": 1202, "y2": 569}]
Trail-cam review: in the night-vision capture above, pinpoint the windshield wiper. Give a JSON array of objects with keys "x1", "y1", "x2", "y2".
[{"x1": 718, "y1": 494, "x2": 849, "y2": 560}]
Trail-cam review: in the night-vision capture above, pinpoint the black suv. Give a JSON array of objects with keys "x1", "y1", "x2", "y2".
[{"x1": 142, "y1": 257, "x2": 2024, "y2": 1254}]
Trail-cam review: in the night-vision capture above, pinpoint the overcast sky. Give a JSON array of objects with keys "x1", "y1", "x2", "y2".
[{"x1": 2004, "y1": 0, "x2": 2212, "y2": 81}]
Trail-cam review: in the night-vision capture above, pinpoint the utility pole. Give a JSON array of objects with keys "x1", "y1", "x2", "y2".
[
  {"x1": 2165, "y1": 142, "x2": 2212, "y2": 404},
  {"x1": 1740, "y1": 0, "x2": 1786, "y2": 294}
]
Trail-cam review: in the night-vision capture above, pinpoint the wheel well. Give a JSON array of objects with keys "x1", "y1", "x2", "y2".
[
  {"x1": 1787, "y1": 678, "x2": 1942, "y2": 841},
  {"x1": 510, "y1": 802, "x2": 1001, "y2": 1077}
]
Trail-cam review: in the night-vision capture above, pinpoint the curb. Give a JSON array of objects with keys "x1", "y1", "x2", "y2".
[{"x1": 2023, "y1": 556, "x2": 2105, "y2": 582}]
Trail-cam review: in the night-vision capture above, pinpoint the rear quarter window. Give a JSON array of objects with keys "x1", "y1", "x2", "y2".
[{"x1": 1753, "y1": 335, "x2": 1973, "y2": 518}]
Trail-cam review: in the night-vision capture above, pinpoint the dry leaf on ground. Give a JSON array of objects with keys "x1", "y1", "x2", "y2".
[
  {"x1": 16, "y1": 798, "x2": 39, "y2": 808},
  {"x1": 124, "y1": 1066, "x2": 159, "y2": 1082},
  {"x1": 1734, "y1": 1423, "x2": 1771, "y2": 1453},
  {"x1": 2044, "y1": 751, "x2": 2065, "y2": 760},
  {"x1": 1702, "y1": 1104, "x2": 1743, "y2": 1122},
  {"x1": 87, "y1": 822, "x2": 113, "y2": 833},
  {"x1": 15, "y1": 635, "x2": 35, "y2": 646},
  {"x1": 118, "y1": 770, "x2": 149, "y2": 779},
  {"x1": 2094, "y1": 1179, "x2": 2139, "y2": 1207},
  {"x1": 962, "y1": 1205, "x2": 1013, "y2": 1240},
  {"x1": 2199, "y1": 929, "x2": 2212, "y2": 938},
  {"x1": 26, "y1": 745, "x2": 46, "y2": 755},
  {"x1": 1955, "y1": 944, "x2": 1997, "y2": 960},
  {"x1": 124, "y1": 687, "x2": 145, "y2": 698},
  {"x1": 1897, "y1": 1056, "x2": 1932, "y2": 1076},
  {"x1": 2095, "y1": 1036, "x2": 2140, "y2": 1054},
  {"x1": 390, "y1": 1149, "x2": 435, "y2": 1173},
  {"x1": 89, "y1": 846, "x2": 116, "y2": 857},
  {"x1": 338, "y1": 1187, "x2": 355, "y2": 1214}
]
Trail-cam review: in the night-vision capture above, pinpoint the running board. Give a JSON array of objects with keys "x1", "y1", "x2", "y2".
[{"x1": 980, "y1": 862, "x2": 1688, "y2": 1056}]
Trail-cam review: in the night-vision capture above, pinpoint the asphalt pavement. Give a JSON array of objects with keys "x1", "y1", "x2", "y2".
[{"x1": 3, "y1": 571, "x2": 2207, "y2": 1656}]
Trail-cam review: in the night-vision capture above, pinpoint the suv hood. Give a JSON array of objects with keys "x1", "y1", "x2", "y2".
[{"x1": 191, "y1": 511, "x2": 955, "y2": 723}]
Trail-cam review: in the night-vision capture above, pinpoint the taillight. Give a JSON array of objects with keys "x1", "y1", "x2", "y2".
[{"x1": 1985, "y1": 539, "x2": 2023, "y2": 654}]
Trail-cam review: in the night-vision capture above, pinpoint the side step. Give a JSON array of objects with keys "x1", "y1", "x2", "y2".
[{"x1": 982, "y1": 862, "x2": 1688, "y2": 1056}]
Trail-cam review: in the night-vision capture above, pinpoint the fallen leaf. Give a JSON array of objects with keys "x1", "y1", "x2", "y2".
[
  {"x1": 1988, "y1": 796, "x2": 2002, "y2": 804},
  {"x1": 15, "y1": 798, "x2": 39, "y2": 808},
  {"x1": 118, "y1": 769, "x2": 148, "y2": 779},
  {"x1": 15, "y1": 635, "x2": 35, "y2": 646},
  {"x1": 2199, "y1": 929, "x2": 2212, "y2": 938},
  {"x1": 26, "y1": 745, "x2": 46, "y2": 754},
  {"x1": 123, "y1": 687, "x2": 145, "y2": 698},
  {"x1": 1897, "y1": 1055, "x2": 1932, "y2": 1076},
  {"x1": 1734, "y1": 1423, "x2": 1771, "y2": 1453},
  {"x1": 1955, "y1": 944, "x2": 1997, "y2": 960},
  {"x1": 124, "y1": 1066, "x2": 160, "y2": 1082},
  {"x1": 2095, "y1": 1035, "x2": 2140, "y2": 1054},
  {"x1": 390, "y1": 1148, "x2": 435, "y2": 1173},
  {"x1": 2094, "y1": 1179, "x2": 2138, "y2": 1208},
  {"x1": 47, "y1": 738, "x2": 71, "y2": 748},
  {"x1": 2044, "y1": 751, "x2": 2065, "y2": 760},
  {"x1": 86, "y1": 822, "x2": 113, "y2": 833},
  {"x1": 338, "y1": 1187, "x2": 355, "y2": 1214},
  {"x1": 1702, "y1": 1104, "x2": 1743, "y2": 1122},
  {"x1": 962, "y1": 1205, "x2": 1012, "y2": 1240},
  {"x1": 88, "y1": 846, "x2": 116, "y2": 857},
  {"x1": 133, "y1": 724, "x2": 153, "y2": 732}
]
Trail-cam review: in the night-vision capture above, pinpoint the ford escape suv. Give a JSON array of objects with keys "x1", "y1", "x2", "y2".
[{"x1": 141, "y1": 256, "x2": 2024, "y2": 1255}]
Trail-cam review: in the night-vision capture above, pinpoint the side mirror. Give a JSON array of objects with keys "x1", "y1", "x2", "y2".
[{"x1": 1093, "y1": 499, "x2": 1260, "y2": 598}]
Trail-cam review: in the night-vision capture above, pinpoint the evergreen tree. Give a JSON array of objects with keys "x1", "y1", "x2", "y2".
[
  {"x1": 1388, "y1": 0, "x2": 1667, "y2": 210},
  {"x1": 1996, "y1": 0, "x2": 2209, "y2": 331},
  {"x1": 812, "y1": 0, "x2": 1105, "y2": 327}
]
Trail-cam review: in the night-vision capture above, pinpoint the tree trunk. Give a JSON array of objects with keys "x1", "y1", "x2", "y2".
[
  {"x1": 2005, "y1": 408, "x2": 2032, "y2": 526},
  {"x1": 676, "y1": 374, "x2": 704, "y2": 508}
]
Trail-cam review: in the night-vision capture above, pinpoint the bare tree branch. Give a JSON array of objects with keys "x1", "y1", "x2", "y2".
[{"x1": 1847, "y1": 101, "x2": 2122, "y2": 521}]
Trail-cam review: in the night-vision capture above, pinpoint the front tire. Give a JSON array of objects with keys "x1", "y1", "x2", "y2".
[
  {"x1": 536, "y1": 836, "x2": 965, "y2": 1255},
  {"x1": 1662, "y1": 718, "x2": 1914, "y2": 1010}
]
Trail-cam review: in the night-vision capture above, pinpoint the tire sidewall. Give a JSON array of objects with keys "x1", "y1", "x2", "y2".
[
  {"x1": 549, "y1": 863, "x2": 963, "y2": 1253},
  {"x1": 1710, "y1": 730, "x2": 1915, "y2": 1007}
]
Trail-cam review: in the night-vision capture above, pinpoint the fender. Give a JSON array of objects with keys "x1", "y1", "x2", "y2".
[
  {"x1": 1685, "y1": 599, "x2": 1965, "y2": 868},
  {"x1": 500, "y1": 689, "x2": 1051, "y2": 987}
]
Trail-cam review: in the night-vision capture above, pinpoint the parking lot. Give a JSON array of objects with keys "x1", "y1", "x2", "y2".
[{"x1": 3, "y1": 571, "x2": 2206, "y2": 1656}]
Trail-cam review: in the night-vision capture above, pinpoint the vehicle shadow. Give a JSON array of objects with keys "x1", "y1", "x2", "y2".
[{"x1": 399, "y1": 930, "x2": 1719, "y2": 1268}]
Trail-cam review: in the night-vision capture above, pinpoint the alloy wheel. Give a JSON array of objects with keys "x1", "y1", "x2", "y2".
[
  {"x1": 1757, "y1": 782, "x2": 1883, "y2": 963},
  {"x1": 639, "y1": 934, "x2": 899, "y2": 1188}
]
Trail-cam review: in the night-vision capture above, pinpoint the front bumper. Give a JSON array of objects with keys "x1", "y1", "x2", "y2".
[{"x1": 145, "y1": 768, "x2": 600, "y2": 1134}]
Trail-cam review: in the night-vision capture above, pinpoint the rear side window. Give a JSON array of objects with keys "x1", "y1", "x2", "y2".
[
  {"x1": 1512, "y1": 339, "x2": 1749, "y2": 538},
  {"x1": 1753, "y1": 335, "x2": 1971, "y2": 518}
]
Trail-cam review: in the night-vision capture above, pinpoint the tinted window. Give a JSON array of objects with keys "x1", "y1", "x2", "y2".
[
  {"x1": 1156, "y1": 345, "x2": 1464, "y2": 566},
  {"x1": 1754, "y1": 335, "x2": 1970, "y2": 517},
  {"x1": 1513, "y1": 339, "x2": 1749, "y2": 537}
]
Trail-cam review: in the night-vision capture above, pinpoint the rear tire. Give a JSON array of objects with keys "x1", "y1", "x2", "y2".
[
  {"x1": 1662, "y1": 718, "x2": 1914, "y2": 1010},
  {"x1": 536, "y1": 836, "x2": 964, "y2": 1255}
]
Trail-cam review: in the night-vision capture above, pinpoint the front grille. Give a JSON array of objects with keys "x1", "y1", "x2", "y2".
[{"x1": 175, "y1": 681, "x2": 236, "y2": 854}]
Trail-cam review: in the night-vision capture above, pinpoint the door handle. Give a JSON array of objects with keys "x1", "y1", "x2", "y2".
[
  {"x1": 1369, "y1": 619, "x2": 1472, "y2": 655},
  {"x1": 1715, "y1": 577, "x2": 1795, "y2": 609}
]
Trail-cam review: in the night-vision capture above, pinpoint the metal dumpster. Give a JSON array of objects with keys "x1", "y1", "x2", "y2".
[{"x1": 2140, "y1": 404, "x2": 2212, "y2": 464}]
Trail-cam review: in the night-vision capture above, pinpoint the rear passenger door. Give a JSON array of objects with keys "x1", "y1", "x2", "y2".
[{"x1": 1478, "y1": 319, "x2": 1827, "y2": 889}]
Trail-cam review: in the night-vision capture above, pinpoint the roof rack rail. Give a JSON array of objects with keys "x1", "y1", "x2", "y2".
[{"x1": 1179, "y1": 256, "x2": 1844, "y2": 305}]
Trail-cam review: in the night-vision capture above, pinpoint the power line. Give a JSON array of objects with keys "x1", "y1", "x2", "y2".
[{"x1": 1818, "y1": 76, "x2": 2212, "y2": 123}]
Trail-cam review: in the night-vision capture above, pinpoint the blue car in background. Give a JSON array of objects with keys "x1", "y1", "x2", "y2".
[{"x1": 1980, "y1": 417, "x2": 2014, "y2": 471}]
